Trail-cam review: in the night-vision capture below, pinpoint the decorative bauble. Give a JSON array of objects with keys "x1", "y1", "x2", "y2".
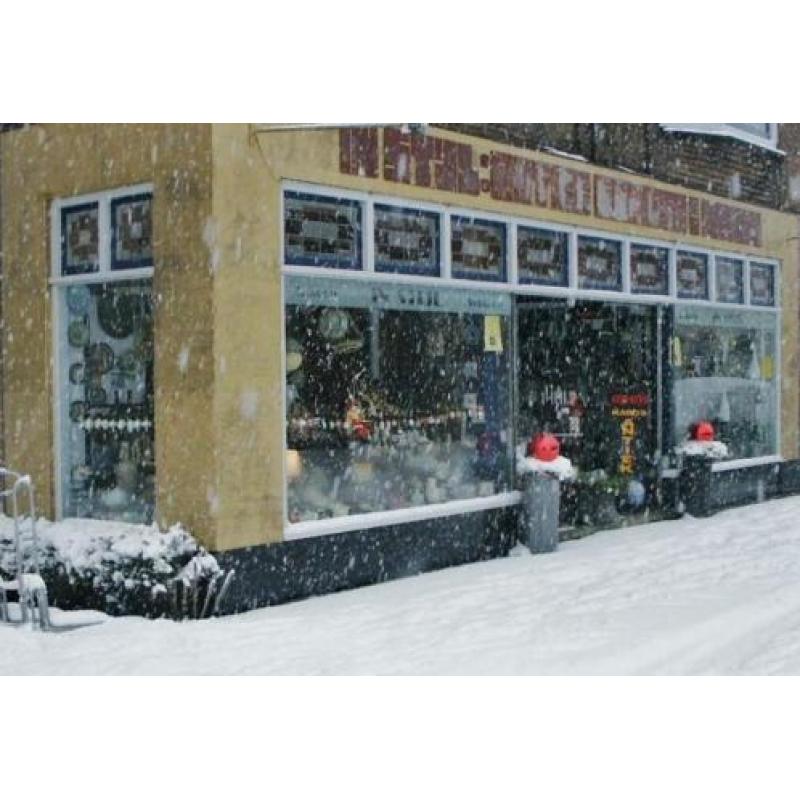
[
  {"x1": 692, "y1": 421, "x2": 715, "y2": 442},
  {"x1": 285, "y1": 338, "x2": 303, "y2": 373},
  {"x1": 529, "y1": 433, "x2": 560, "y2": 462},
  {"x1": 627, "y1": 479, "x2": 646, "y2": 508},
  {"x1": 318, "y1": 308, "x2": 351, "y2": 341},
  {"x1": 352, "y1": 421, "x2": 371, "y2": 442}
]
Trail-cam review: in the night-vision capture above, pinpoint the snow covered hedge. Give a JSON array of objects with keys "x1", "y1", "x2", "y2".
[{"x1": 0, "y1": 516, "x2": 223, "y2": 618}]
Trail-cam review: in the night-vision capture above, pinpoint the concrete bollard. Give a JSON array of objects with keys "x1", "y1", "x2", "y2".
[
  {"x1": 519, "y1": 472, "x2": 560, "y2": 553},
  {"x1": 681, "y1": 455, "x2": 714, "y2": 517}
]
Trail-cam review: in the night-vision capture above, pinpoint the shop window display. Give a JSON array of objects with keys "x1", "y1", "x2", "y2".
[
  {"x1": 59, "y1": 279, "x2": 155, "y2": 522},
  {"x1": 517, "y1": 300, "x2": 658, "y2": 474},
  {"x1": 517, "y1": 300, "x2": 659, "y2": 525},
  {"x1": 670, "y1": 306, "x2": 777, "y2": 459},
  {"x1": 284, "y1": 276, "x2": 511, "y2": 523}
]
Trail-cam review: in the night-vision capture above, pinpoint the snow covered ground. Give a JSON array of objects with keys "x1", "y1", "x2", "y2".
[{"x1": 4, "y1": 495, "x2": 800, "y2": 675}]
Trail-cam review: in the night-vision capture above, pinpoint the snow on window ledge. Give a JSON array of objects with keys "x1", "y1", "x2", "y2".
[
  {"x1": 660, "y1": 124, "x2": 783, "y2": 154},
  {"x1": 710, "y1": 454, "x2": 783, "y2": 473},
  {"x1": 284, "y1": 491, "x2": 522, "y2": 541}
]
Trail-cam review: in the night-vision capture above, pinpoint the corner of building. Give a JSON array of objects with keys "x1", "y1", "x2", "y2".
[{"x1": 208, "y1": 124, "x2": 285, "y2": 551}]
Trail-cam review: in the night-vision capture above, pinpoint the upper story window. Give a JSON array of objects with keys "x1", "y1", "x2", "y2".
[{"x1": 661, "y1": 123, "x2": 779, "y2": 151}]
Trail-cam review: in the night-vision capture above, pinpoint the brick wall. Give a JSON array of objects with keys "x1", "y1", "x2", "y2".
[
  {"x1": 439, "y1": 123, "x2": 786, "y2": 211},
  {"x1": 779, "y1": 124, "x2": 800, "y2": 214}
]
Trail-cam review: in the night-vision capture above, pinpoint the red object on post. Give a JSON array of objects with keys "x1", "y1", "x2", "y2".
[
  {"x1": 352, "y1": 421, "x2": 372, "y2": 442},
  {"x1": 692, "y1": 421, "x2": 715, "y2": 442},
  {"x1": 529, "y1": 433, "x2": 561, "y2": 462}
]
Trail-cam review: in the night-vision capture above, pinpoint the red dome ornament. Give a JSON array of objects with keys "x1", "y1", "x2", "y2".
[
  {"x1": 692, "y1": 421, "x2": 715, "y2": 442},
  {"x1": 529, "y1": 433, "x2": 561, "y2": 462},
  {"x1": 352, "y1": 420, "x2": 372, "y2": 442}
]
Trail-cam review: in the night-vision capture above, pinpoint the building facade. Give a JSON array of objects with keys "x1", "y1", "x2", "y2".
[{"x1": 1, "y1": 123, "x2": 798, "y2": 610}]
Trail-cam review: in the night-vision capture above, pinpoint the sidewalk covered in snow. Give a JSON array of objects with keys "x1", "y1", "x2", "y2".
[{"x1": 4, "y1": 495, "x2": 800, "y2": 675}]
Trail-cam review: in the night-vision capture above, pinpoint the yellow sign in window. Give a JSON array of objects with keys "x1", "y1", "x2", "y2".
[{"x1": 484, "y1": 315, "x2": 503, "y2": 353}]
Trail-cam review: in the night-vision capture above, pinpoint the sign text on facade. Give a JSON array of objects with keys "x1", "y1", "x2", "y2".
[{"x1": 340, "y1": 127, "x2": 762, "y2": 248}]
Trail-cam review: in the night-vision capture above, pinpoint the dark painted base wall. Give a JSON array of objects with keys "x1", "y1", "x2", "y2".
[
  {"x1": 213, "y1": 460, "x2": 800, "y2": 615},
  {"x1": 35, "y1": 461, "x2": 800, "y2": 618},
  {"x1": 214, "y1": 507, "x2": 518, "y2": 614}
]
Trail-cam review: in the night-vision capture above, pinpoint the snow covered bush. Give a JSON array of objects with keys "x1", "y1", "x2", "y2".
[{"x1": 0, "y1": 516, "x2": 224, "y2": 618}]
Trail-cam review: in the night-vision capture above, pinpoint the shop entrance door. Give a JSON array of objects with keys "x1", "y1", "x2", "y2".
[{"x1": 516, "y1": 299, "x2": 662, "y2": 526}]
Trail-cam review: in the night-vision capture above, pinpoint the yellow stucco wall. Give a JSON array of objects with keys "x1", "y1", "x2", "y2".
[
  {"x1": 207, "y1": 125, "x2": 285, "y2": 549},
  {"x1": 0, "y1": 124, "x2": 217, "y2": 545},
  {"x1": 2, "y1": 123, "x2": 798, "y2": 553}
]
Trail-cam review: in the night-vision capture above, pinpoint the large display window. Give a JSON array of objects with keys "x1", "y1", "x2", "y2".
[
  {"x1": 57, "y1": 279, "x2": 155, "y2": 522},
  {"x1": 280, "y1": 184, "x2": 784, "y2": 535},
  {"x1": 517, "y1": 300, "x2": 658, "y2": 475},
  {"x1": 284, "y1": 276, "x2": 512, "y2": 524},
  {"x1": 670, "y1": 306, "x2": 778, "y2": 460},
  {"x1": 517, "y1": 299, "x2": 660, "y2": 526}
]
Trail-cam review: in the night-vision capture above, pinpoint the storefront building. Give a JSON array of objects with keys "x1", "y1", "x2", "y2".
[{"x1": 1, "y1": 124, "x2": 798, "y2": 609}]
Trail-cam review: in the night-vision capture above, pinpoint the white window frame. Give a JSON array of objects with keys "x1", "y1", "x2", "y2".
[
  {"x1": 50, "y1": 184, "x2": 155, "y2": 520},
  {"x1": 280, "y1": 180, "x2": 783, "y2": 540},
  {"x1": 660, "y1": 124, "x2": 780, "y2": 152},
  {"x1": 281, "y1": 180, "x2": 780, "y2": 311}
]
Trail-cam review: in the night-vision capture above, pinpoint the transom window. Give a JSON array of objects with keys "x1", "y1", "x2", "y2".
[{"x1": 282, "y1": 184, "x2": 779, "y2": 310}]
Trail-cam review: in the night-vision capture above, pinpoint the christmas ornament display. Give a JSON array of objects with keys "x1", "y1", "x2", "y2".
[
  {"x1": 528, "y1": 433, "x2": 561, "y2": 462},
  {"x1": 692, "y1": 421, "x2": 715, "y2": 442}
]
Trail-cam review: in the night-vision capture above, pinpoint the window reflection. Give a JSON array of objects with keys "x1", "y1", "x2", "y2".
[
  {"x1": 671, "y1": 307, "x2": 777, "y2": 459},
  {"x1": 60, "y1": 280, "x2": 155, "y2": 522}
]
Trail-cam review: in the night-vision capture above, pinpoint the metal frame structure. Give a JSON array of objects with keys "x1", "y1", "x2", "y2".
[{"x1": 0, "y1": 467, "x2": 51, "y2": 629}]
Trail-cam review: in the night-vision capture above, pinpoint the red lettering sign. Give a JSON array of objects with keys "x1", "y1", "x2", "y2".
[
  {"x1": 338, "y1": 128, "x2": 763, "y2": 248},
  {"x1": 383, "y1": 127, "x2": 479, "y2": 196},
  {"x1": 339, "y1": 128, "x2": 379, "y2": 178},
  {"x1": 490, "y1": 152, "x2": 590, "y2": 215},
  {"x1": 611, "y1": 393, "x2": 650, "y2": 408},
  {"x1": 701, "y1": 200, "x2": 762, "y2": 247}
]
